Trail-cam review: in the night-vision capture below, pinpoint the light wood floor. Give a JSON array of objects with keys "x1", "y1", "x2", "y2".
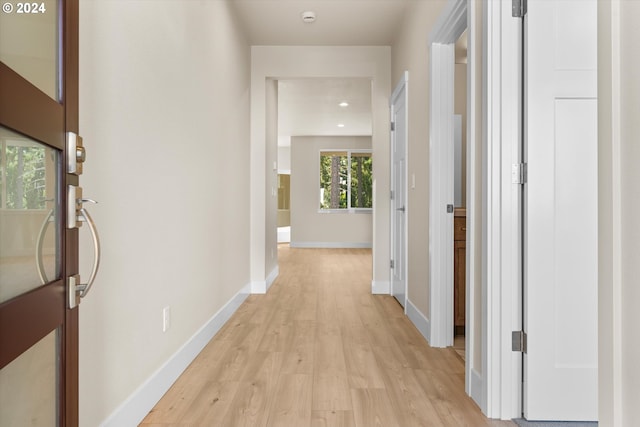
[{"x1": 141, "y1": 247, "x2": 514, "y2": 427}]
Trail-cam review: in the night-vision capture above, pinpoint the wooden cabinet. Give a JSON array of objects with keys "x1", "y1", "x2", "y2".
[{"x1": 454, "y1": 209, "x2": 466, "y2": 335}]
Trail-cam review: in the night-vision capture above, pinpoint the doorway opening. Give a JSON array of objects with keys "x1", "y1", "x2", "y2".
[
  {"x1": 274, "y1": 78, "x2": 374, "y2": 256},
  {"x1": 452, "y1": 29, "x2": 468, "y2": 361},
  {"x1": 428, "y1": 0, "x2": 482, "y2": 409}
]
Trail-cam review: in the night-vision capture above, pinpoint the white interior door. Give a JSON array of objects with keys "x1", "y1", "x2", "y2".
[
  {"x1": 524, "y1": 0, "x2": 598, "y2": 420},
  {"x1": 390, "y1": 74, "x2": 408, "y2": 308}
]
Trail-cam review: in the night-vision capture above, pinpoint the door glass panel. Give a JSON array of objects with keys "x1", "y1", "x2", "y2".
[
  {"x1": 0, "y1": 126, "x2": 60, "y2": 303},
  {"x1": 0, "y1": 0, "x2": 60, "y2": 101},
  {"x1": 0, "y1": 328, "x2": 59, "y2": 427}
]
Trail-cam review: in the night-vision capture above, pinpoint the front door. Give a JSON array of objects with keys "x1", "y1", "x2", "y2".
[
  {"x1": 524, "y1": 0, "x2": 598, "y2": 420},
  {"x1": 0, "y1": 0, "x2": 81, "y2": 425},
  {"x1": 390, "y1": 74, "x2": 408, "y2": 308}
]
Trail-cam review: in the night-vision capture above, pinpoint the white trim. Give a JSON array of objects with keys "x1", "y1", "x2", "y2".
[
  {"x1": 429, "y1": 0, "x2": 464, "y2": 349},
  {"x1": 465, "y1": 0, "x2": 478, "y2": 401},
  {"x1": 251, "y1": 265, "x2": 279, "y2": 294},
  {"x1": 390, "y1": 70, "x2": 409, "y2": 101},
  {"x1": 483, "y1": 0, "x2": 522, "y2": 419},
  {"x1": 318, "y1": 148, "x2": 373, "y2": 212},
  {"x1": 430, "y1": 0, "x2": 489, "y2": 415},
  {"x1": 428, "y1": 42, "x2": 455, "y2": 348},
  {"x1": 290, "y1": 242, "x2": 372, "y2": 249},
  {"x1": 390, "y1": 71, "x2": 409, "y2": 311},
  {"x1": 470, "y1": 367, "x2": 485, "y2": 406},
  {"x1": 598, "y1": 2, "x2": 623, "y2": 425},
  {"x1": 99, "y1": 283, "x2": 251, "y2": 427},
  {"x1": 430, "y1": 0, "x2": 468, "y2": 43},
  {"x1": 371, "y1": 280, "x2": 390, "y2": 295},
  {"x1": 406, "y1": 299, "x2": 431, "y2": 343}
]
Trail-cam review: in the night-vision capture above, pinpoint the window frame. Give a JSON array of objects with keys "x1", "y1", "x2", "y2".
[{"x1": 318, "y1": 148, "x2": 372, "y2": 214}]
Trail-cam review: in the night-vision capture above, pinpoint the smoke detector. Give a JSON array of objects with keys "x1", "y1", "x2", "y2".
[{"x1": 301, "y1": 11, "x2": 316, "y2": 23}]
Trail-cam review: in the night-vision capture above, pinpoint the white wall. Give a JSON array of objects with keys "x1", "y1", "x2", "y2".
[
  {"x1": 455, "y1": 62, "x2": 467, "y2": 205},
  {"x1": 290, "y1": 136, "x2": 373, "y2": 248},
  {"x1": 598, "y1": 2, "x2": 640, "y2": 426},
  {"x1": 78, "y1": 1, "x2": 251, "y2": 425},
  {"x1": 619, "y1": 3, "x2": 640, "y2": 422},
  {"x1": 391, "y1": 0, "x2": 447, "y2": 321},
  {"x1": 278, "y1": 146, "x2": 291, "y2": 173},
  {"x1": 251, "y1": 46, "x2": 391, "y2": 290}
]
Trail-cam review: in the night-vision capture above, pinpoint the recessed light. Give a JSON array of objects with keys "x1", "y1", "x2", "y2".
[
  {"x1": 339, "y1": 102, "x2": 349, "y2": 107},
  {"x1": 301, "y1": 11, "x2": 316, "y2": 23},
  {"x1": 337, "y1": 124, "x2": 345, "y2": 128}
]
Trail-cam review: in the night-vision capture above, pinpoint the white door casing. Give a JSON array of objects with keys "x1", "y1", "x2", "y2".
[
  {"x1": 428, "y1": 0, "x2": 467, "y2": 349},
  {"x1": 524, "y1": 0, "x2": 598, "y2": 420},
  {"x1": 390, "y1": 72, "x2": 408, "y2": 309}
]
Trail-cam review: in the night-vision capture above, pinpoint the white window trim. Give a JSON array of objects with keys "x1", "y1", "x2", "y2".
[{"x1": 318, "y1": 148, "x2": 373, "y2": 213}]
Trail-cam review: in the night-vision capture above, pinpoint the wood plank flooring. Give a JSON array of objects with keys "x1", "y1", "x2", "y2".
[{"x1": 140, "y1": 246, "x2": 514, "y2": 427}]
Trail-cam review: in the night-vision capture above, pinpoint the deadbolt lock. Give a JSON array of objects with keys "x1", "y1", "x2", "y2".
[{"x1": 67, "y1": 132, "x2": 85, "y2": 175}]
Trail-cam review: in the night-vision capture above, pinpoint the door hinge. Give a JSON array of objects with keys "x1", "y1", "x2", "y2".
[
  {"x1": 390, "y1": 190, "x2": 394, "y2": 200},
  {"x1": 390, "y1": 260, "x2": 394, "y2": 269},
  {"x1": 447, "y1": 204, "x2": 454, "y2": 213},
  {"x1": 391, "y1": 121, "x2": 396, "y2": 131},
  {"x1": 512, "y1": 0, "x2": 527, "y2": 17},
  {"x1": 512, "y1": 330, "x2": 527, "y2": 353},
  {"x1": 512, "y1": 163, "x2": 528, "y2": 184}
]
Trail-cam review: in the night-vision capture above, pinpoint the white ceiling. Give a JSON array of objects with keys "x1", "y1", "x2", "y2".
[
  {"x1": 231, "y1": 0, "x2": 411, "y2": 46},
  {"x1": 232, "y1": 1, "x2": 456, "y2": 147},
  {"x1": 232, "y1": 1, "x2": 405, "y2": 146},
  {"x1": 278, "y1": 78, "x2": 372, "y2": 145}
]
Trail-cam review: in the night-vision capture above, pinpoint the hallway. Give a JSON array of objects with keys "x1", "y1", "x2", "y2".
[{"x1": 141, "y1": 247, "x2": 514, "y2": 426}]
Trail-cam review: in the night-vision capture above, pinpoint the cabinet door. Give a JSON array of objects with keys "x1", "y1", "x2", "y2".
[{"x1": 454, "y1": 240, "x2": 466, "y2": 329}]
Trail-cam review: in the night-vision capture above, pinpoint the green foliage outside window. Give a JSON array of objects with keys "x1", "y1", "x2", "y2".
[
  {"x1": 0, "y1": 144, "x2": 47, "y2": 210},
  {"x1": 319, "y1": 150, "x2": 372, "y2": 210}
]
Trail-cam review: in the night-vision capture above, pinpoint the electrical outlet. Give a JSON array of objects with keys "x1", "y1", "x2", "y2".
[{"x1": 163, "y1": 306, "x2": 171, "y2": 332}]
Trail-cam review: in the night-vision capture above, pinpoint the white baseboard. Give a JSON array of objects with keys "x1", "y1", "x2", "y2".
[
  {"x1": 290, "y1": 241, "x2": 372, "y2": 249},
  {"x1": 371, "y1": 280, "x2": 390, "y2": 294},
  {"x1": 251, "y1": 265, "x2": 279, "y2": 294},
  {"x1": 469, "y1": 367, "x2": 484, "y2": 412},
  {"x1": 100, "y1": 283, "x2": 251, "y2": 427},
  {"x1": 266, "y1": 265, "x2": 279, "y2": 292},
  {"x1": 406, "y1": 298, "x2": 431, "y2": 344}
]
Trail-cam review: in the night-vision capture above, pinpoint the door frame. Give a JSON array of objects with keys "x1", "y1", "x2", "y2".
[
  {"x1": 429, "y1": 0, "x2": 522, "y2": 419},
  {"x1": 390, "y1": 71, "x2": 409, "y2": 310},
  {"x1": 427, "y1": 0, "x2": 467, "y2": 348},
  {"x1": 482, "y1": 0, "x2": 522, "y2": 419}
]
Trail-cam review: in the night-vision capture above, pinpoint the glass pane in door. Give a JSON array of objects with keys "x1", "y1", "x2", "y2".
[
  {"x1": 0, "y1": 126, "x2": 60, "y2": 303},
  {"x1": 0, "y1": 0, "x2": 60, "y2": 100},
  {"x1": 0, "y1": 328, "x2": 59, "y2": 427}
]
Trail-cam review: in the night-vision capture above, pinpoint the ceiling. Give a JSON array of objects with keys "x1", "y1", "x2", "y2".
[
  {"x1": 231, "y1": 0, "x2": 411, "y2": 46},
  {"x1": 231, "y1": 1, "x2": 458, "y2": 148},
  {"x1": 278, "y1": 78, "x2": 372, "y2": 145}
]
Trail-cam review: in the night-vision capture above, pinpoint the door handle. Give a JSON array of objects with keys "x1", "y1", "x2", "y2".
[
  {"x1": 68, "y1": 199, "x2": 101, "y2": 309},
  {"x1": 396, "y1": 206, "x2": 405, "y2": 212}
]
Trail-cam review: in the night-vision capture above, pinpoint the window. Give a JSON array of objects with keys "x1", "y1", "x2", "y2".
[
  {"x1": 0, "y1": 138, "x2": 49, "y2": 210},
  {"x1": 319, "y1": 150, "x2": 372, "y2": 211}
]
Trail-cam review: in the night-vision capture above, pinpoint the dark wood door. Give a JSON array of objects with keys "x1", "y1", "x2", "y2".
[{"x1": 0, "y1": 0, "x2": 80, "y2": 425}]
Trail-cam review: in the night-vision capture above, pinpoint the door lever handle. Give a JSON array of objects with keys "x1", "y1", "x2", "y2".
[
  {"x1": 76, "y1": 207, "x2": 100, "y2": 298},
  {"x1": 396, "y1": 206, "x2": 405, "y2": 212},
  {"x1": 68, "y1": 200, "x2": 101, "y2": 309}
]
